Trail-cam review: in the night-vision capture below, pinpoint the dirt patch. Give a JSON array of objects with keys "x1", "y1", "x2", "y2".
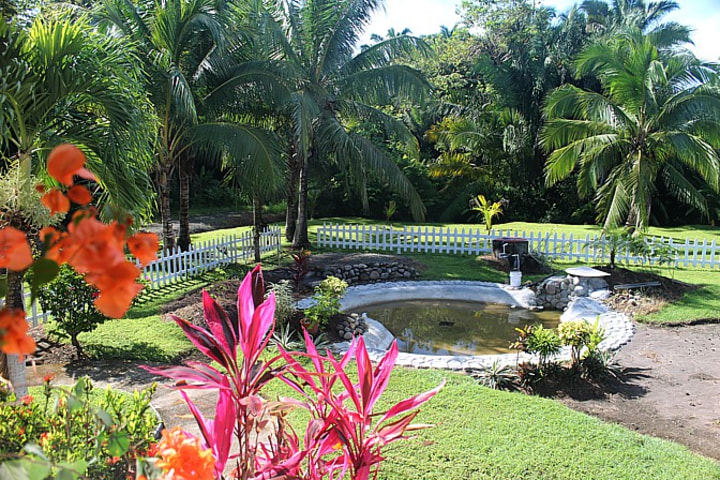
[
  {"x1": 560, "y1": 322, "x2": 720, "y2": 461},
  {"x1": 594, "y1": 266, "x2": 697, "y2": 317}
]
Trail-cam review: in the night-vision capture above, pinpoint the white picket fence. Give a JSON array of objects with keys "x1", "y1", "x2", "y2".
[
  {"x1": 17, "y1": 227, "x2": 283, "y2": 326},
  {"x1": 317, "y1": 223, "x2": 720, "y2": 269},
  {"x1": 141, "y1": 227, "x2": 282, "y2": 287}
]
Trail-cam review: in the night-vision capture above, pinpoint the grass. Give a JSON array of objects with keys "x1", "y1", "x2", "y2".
[
  {"x1": 308, "y1": 217, "x2": 720, "y2": 243},
  {"x1": 634, "y1": 268, "x2": 720, "y2": 324},
  {"x1": 257, "y1": 362, "x2": 720, "y2": 479},
  {"x1": 76, "y1": 274, "x2": 227, "y2": 362}
]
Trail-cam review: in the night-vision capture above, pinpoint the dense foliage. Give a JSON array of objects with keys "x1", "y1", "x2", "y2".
[
  {"x1": 5, "y1": 0, "x2": 716, "y2": 239},
  {"x1": 0, "y1": 377, "x2": 158, "y2": 479}
]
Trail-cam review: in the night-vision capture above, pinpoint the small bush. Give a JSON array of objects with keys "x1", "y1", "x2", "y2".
[
  {"x1": 267, "y1": 280, "x2": 297, "y2": 326},
  {"x1": 34, "y1": 265, "x2": 107, "y2": 358},
  {"x1": 0, "y1": 377, "x2": 158, "y2": 479},
  {"x1": 582, "y1": 350, "x2": 622, "y2": 379},
  {"x1": 303, "y1": 276, "x2": 348, "y2": 332},
  {"x1": 558, "y1": 320, "x2": 594, "y2": 366},
  {"x1": 468, "y1": 361, "x2": 519, "y2": 390},
  {"x1": 526, "y1": 325, "x2": 562, "y2": 367}
]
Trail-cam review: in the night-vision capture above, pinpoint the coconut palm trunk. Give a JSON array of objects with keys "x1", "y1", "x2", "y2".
[
  {"x1": 178, "y1": 152, "x2": 194, "y2": 252},
  {"x1": 158, "y1": 166, "x2": 175, "y2": 252},
  {"x1": 285, "y1": 153, "x2": 299, "y2": 242},
  {"x1": 293, "y1": 159, "x2": 310, "y2": 248}
]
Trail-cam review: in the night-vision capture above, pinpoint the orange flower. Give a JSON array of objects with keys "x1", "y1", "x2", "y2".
[
  {"x1": 88, "y1": 262, "x2": 143, "y2": 318},
  {"x1": 127, "y1": 233, "x2": 158, "y2": 267},
  {"x1": 0, "y1": 308, "x2": 35, "y2": 356},
  {"x1": 20, "y1": 394, "x2": 33, "y2": 405},
  {"x1": 41, "y1": 189, "x2": 70, "y2": 214},
  {"x1": 67, "y1": 185, "x2": 92, "y2": 205},
  {"x1": 47, "y1": 144, "x2": 95, "y2": 186},
  {"x1": 0, "y1": 227, "x2": 33, "y2": 271},
  {"x1": 155, "y1": 427, "x2": 215, "y2": 480},
  {"x1": 66, "y1": 218, "x2": 126, "y2": 274}
]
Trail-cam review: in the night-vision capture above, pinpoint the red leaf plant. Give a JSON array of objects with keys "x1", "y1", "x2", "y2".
[
  {"x1": 144, "y1": 265, "x2": 281, "y2": 478},
  {"x1": 145, "y1": 265, "x2": 442, "y2": 480},
  {"x1": 272, "y1": 333, "x2": 444, "y2": 480}
]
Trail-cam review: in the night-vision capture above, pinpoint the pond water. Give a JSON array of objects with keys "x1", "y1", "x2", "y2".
[{"x1": 360, "y1": 300, "x2": 560, "y2": 356}]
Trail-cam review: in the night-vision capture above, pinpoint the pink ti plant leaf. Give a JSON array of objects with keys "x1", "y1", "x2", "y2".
[{"x1": 180, "y1": 382, "x2": 236, "y2": 476}]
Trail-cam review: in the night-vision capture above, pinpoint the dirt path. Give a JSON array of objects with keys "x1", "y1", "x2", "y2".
[{"x1": 561, "y1": 322, "x2": 720, "y2": 460}]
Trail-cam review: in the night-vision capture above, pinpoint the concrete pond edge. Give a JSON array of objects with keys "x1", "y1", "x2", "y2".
[{"x1": 299, "y1": 281, "x2": 635, "y2": 371}]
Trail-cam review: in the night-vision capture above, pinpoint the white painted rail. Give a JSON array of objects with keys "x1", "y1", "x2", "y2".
[
  {"x1": 140, "y1": 227, "x2": 282, "y2": 287},
  {"x1": 316, "y1": 223, "x2": 720, "y2": 269}
]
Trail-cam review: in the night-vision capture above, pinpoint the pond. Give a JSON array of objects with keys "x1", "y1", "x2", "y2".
[{"x1": 360, "y1": 300, "x2": 560, "y2": 356}]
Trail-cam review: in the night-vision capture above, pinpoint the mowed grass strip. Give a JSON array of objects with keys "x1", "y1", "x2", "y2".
[{"x1": 258, "y1": 365, "x2": 720, "y2": 479}]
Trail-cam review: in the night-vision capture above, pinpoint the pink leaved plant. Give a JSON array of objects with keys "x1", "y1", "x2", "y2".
[
  {"x1": 144, "y1": 265, "x2": 282, "y2": 477},
  {"x1": 273, "y1": 332, "x2": 444, "y2": 480},
  {"x1": 144, "y1": 265, "x2": 442, "y2": 480}
]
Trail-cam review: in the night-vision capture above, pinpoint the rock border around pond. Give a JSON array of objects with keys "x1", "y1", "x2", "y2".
[{"x1": 298, "y1": 281, "x2": 635, "y2": 371}]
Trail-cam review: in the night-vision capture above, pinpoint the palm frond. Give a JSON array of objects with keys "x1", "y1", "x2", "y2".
[
  {"x1": 191, "y1": 122, "x2": 285, "y2": 197},
  {"x1": 316, "y1": 115, "x2": 425, "y2": 221},
  {"x1": 337, "y1": 64, "x2": 430, "y2": 105}
]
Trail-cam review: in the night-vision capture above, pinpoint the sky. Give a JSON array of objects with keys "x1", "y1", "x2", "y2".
[{"x1": 361, "y1": 0, "x2": 720, "y2": 61}]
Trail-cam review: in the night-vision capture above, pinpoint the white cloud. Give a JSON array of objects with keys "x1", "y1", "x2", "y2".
[{"x1": 360, "y1": 0, "x2": 460, "y2": 44}]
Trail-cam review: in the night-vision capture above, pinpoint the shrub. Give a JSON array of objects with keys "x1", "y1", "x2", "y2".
[
  {"x1": 303, "y1": 276, "x2": 348, "y2": 332},
  {"x1": 0, "y1": 376, "x2": 158, "y2": 479},
  {"x1": 558, "y1": 320, "x2": 594, "y2": 366},
  {"x1": 468, "y1": 360, "x2": 519, "y2": 390},
  {"x1": 34, "y1": 264, "x2": 107, "y2": 359},
  {"x1": 526, "y1": 325, "x2": 562, "y2": 367},
  {"x1": 582, "y1": 350, "x2": 622, "y2": 380},
  {"x1": 266, "y1": 280, "x2": 297, "y2": 326}
]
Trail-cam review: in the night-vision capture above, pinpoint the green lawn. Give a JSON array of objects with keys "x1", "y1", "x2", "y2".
[
  {"x1": 72, "y1": 243, "x2": 720, "y2": 478},
  {"x1": 308, "y1": 217, "x2": 720, "y2": 243},
  {"x1": 257, "y1": 358, "x2": 719, "y2": 479},
  {"x1": 376, "y1": 370, "x2": 720, "y2": 480}
]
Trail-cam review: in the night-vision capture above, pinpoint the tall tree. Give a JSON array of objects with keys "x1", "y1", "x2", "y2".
[
  {"x1": 97, "y1": 0, "x2": 283, "y2": 251},
  {"x1": 258, "y1": 0, "x2": 430, "y2": 247},
  {"x1": 0, "y1": 14, "x2": 154, "y2": 391},
  {"x1": 541, "y1": 29, "x2": 720, "y2": 230},
  {"x1": 580, "y1": 0, "x2": 690, "y2": 44}
]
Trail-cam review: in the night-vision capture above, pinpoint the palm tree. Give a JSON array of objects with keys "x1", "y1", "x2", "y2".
[
  {"x1": 541, "y1": 29, "x2": 720, "y2": 230},
  {"x1": 96, "y1": 0, "x2": 284, "y2": 251},
  {"x1": 258, "y1": 0, "x2": 431, "y2": 248},
  {"x1": 0, "y1": 14, "x2": 155, "y2": 392},
  {"x1": 580, "y1": 0, "x2": 690, "y2": 45}
]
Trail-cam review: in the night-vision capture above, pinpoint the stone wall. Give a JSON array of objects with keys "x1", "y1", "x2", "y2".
[
  {"x1": 314, "y1": 261, "x2": 419, "y2": 285},
  {"x1": 534, "y1": 275, "x2": 610, "y2": 310}
]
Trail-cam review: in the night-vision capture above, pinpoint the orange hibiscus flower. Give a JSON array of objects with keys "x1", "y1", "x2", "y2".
[
  {"x1": 127, "y1": 233, "x2": 159, "y2": 267},
  {"x1": 41, "y1": 189, "x2": 70, "y2": 215},
  {"x1": 155, "y1": 427, "x2": 215, "y2": 480},
  {"x1": 0, "y1": 227, "x2": 33, "y2": 271},
  {"x1": 46, "y1": 144, "x2": 95, "y2": 186},
  {"x1": 0, "y1": 309, "x2": 36, "y2": 356}
]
